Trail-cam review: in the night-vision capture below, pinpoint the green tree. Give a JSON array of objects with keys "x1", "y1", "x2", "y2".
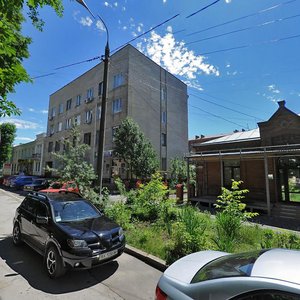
[
  {"x1": 0, "y1": 123, "x2": 17, "y2": 166},
  {"x1": 0, "y1": 0, "x2": 63, "y2": 117},
  {"x1": 169, "y1": 157, "x2": 196, "y2": 188},
  {"x1": 114, "y1": 118, "x2": 158, "y2": 178},
  {"x1": 47, "y1": 127, "x2": 102, "y2": 206}
]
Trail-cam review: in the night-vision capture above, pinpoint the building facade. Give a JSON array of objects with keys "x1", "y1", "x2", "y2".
[
  {"x1": 11, "y1": 133, "x2": 46, "y2": 176},
  {"x1": 188, "y1": 101, "x2": 300, "y2": 217},
  {"x1": 43, "y1": 45, "x2": 188, "y2": 178}
]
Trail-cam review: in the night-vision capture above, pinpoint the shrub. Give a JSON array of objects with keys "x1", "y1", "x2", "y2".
[
  {"x1": 104, "y1": 201, "x2": 132, "y2": 230},
  {"x1": 131, "y1": 173, "x2": 168, "y2": 221},
  {"x1": 214, "y1": 180, "x2": 258, "y2": 252},
  {"x1": 165, "y1": 206, "x2": 208, "y2": 264}
]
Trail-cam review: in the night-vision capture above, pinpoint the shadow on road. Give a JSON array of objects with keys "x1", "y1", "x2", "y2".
[{"x1": 0, "y1": 236, "x2": 119, "y2": 294}]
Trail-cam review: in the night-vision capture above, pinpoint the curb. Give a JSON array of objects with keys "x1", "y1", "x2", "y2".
[{"x1": 125, "y1": 244, "x2": 167, "y2": 272}]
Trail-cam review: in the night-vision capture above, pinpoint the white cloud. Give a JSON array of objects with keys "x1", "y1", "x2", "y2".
[
  {"x1": 104, "y1": 2, "x2": 109, "y2": 7},
  {"x1": 96, "y1": 20, "x2": 106, "y2": 31},
  {"x1": 137, "y1": 31, "x2": 220, "y2": 80},
  {"x1": 0, "y1": 119, "x2": 40, "y2": 129},
  {"x1": 163, "y1": 0, "x2": 167, "y2": 3},
  {"x1": 268, "y1": 84, "x2": 280, "y2": 94},
  {"x1": 122, "y1": 6, "x2": 126, "y2": 11},
  {"x1": 80, "y1": 16, "x2": 93, "y2": 27},
  {"x1": 16, "y1": 137, "x2": 35, "y2": 142},
  {"x1": 183, "y1": 80, "x2": 203, "y2": 91},
  {"x1": 114, "y1": 2, "x2": 118, "y2": 7},
  {"x1": 225, "y1": 0, "x2": 232, "y2": 3},
  {"x1": 28, "y1": 108, "x2": 48, "y2": 114},
  {"x1": 137, "y1": 25, "x2": 142, "y2": 33},
  {"x1": 166, "y1": 26, "x2": 172, "y2": 33},
  {"x1": 122, "y1": 26, "x2": 127, "y2": 30}
]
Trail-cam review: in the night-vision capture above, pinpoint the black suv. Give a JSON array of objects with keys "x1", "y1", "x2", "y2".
[{"x1": 12, "y1": 191, "x2": 125, "y2": 278}]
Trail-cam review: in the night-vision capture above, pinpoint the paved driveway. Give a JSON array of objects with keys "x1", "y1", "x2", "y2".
[{"x1": 0, "y1": 188, "x2": 162, "y2": 300}]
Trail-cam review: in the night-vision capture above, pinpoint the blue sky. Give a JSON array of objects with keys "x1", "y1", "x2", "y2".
[{"x1": 2, "y1": 0, "x2": 300, "y2": 144}]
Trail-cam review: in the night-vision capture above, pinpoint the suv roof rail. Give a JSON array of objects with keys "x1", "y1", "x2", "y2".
[{"x1": 28, "y1": 191, "x2": 48, "y2": 200}]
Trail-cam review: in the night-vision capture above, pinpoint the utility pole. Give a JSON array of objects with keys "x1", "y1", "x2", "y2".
[{"x1": 75, "y1": 0, "x2": 110, "y2": 196}]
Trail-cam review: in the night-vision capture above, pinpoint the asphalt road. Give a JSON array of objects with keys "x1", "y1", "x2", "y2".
[{"x1": 0, "y1": 188, "x2": 162, "y2": 300}]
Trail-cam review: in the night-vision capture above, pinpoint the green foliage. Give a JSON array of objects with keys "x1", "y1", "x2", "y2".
[
  {"x1": 47, "y1": 127, "x2": 101, "y2": 205},
  {"x1": 0, "y1": 123, "x2": 16, "y2": 166},
  {"x1": 104, "y1": 201, "x2": 132, "y2": 230},
  {"x1": 165, "y1": 206, "x2": 208, "y2": 264},
  {"x1": 131, "y1": 173, "x2": 169, "y2": 221},
  {"x1": 169, "y1": 157, "x2": 196, "y2": 188},
  {"x1": 0, "y1": 0, "x2": 63, "y2": 117},
  {"x1": 214, "y1": 180, "x2": 258, "y2": 252},
  {"x1": 114, "y1": 118, "x2": 159, "y2": 178}
]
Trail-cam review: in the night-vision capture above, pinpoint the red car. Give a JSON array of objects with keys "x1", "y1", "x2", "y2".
[{"x1": 39, "y1": 181, "x2": 79, "y2": 193}]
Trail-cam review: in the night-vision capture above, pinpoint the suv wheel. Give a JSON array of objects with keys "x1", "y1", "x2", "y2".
[
  {"x1": 12, "y1": 223, "x2": 23, "y2": 246},
  {"x1": 45, "y1": 245, "x2": 66, "y2": 279}
]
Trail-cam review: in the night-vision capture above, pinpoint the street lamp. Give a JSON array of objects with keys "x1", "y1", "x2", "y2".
[{"x1": 75, "y1": 0, "x2": 109, "y2": 196}]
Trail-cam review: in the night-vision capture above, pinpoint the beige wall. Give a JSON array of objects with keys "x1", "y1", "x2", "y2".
[{"x1": 44, "y1": 45, "x2": 188, "y2": 178}]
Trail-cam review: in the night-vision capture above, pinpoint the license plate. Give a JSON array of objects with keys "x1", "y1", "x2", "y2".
[{"x1": 98, "y1": 249, "x2": 118, "y2": 261}]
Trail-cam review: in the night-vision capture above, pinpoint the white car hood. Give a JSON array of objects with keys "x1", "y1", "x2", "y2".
[{"x1": 164, "y1": 250, "x2": 228, "y2": 284}]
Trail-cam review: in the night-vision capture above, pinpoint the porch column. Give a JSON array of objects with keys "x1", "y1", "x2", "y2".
[
  {"x1": 264, "y1": 149, "x2": 271, "y2": 216},
  {"x1": 219, "y1": 152, "x2": 224, "y2": 187},
  {"x1": 187, "y1": 157, "x2": 190, "y2": 202}
]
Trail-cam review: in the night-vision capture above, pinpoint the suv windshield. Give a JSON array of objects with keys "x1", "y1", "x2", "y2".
[
  {"x1": 51, "y1": 200, "x2": 100, "y2": 222},
  {"x1": 191, "y1": 250, "x2": 267, "y2": 283}
]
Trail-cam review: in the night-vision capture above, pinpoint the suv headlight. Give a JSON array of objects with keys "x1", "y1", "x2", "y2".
[
  {"x1": 67, "y1": 239, "x2": 88, "y2": 248},
  {"x1": 118, "y1": 227, "x2": 124, "y2": 239}
]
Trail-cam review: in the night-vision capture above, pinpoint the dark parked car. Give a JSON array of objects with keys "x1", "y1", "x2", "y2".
[
  {"x1": 156, "y1": 249, "x2": 300, "y2": 300},
  {"x1": 23, "y1": 178, "x2": 49, "y2": 192},
  {"x1": 10, "y1": 176, "x2": 37, "y2": 189},
  {"x1": 13, "y1": 191, "x2": 125, "y2": 278}
]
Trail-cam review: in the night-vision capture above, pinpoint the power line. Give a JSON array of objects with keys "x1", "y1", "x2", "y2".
[
  {"x1": 198, "y1": 33, "x2": 300, "y2": 56},
  {"x1": 54, "y1": 56, "x2": 101, "y2": 70},
  {"x1": 186, "y1": 0, "x2": 296, "y2": 36},
  {"x1": 190, "y1": 93, "x2": 264, "y2": 121},
  {"x1": 186, "y1": 14, "x2": 300, "y2": 45},
  {"x1": 186, "y1": 0, "x2": 221, "y2": 19},
  {"x1": 189, "y1": 104, "x2": 246, "y2": 128},
  {"x1": 111, "y1": 13, "x2": 180, "y2": 54}
]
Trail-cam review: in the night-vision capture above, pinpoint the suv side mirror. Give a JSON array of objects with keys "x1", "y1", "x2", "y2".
[{"x1": 36, "y1": 215, "x2": 48, "y2": 224}]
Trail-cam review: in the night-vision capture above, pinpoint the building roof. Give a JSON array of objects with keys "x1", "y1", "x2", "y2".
[{"x1": 194, "y1": 128, "x2": 260, "y2": 146}]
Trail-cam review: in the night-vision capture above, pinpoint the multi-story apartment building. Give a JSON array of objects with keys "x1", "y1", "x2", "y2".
[
  {"x1": 43, "y1": 45, "x2": 188, "y2": 179},
  {"x1": 11, "y1": 133, "x2": 46, "y2": 176}
]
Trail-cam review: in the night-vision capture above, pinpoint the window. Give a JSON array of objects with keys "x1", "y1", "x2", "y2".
[
  {"x1": 162, "y1": 111, "x2": 167, "y2": 124},
  {"x1": 96, "y1": 105, "x2": 101, "y2": 120},
  {"x1": 50, "y1": 107, "x2": 56, "y2": 118},
  {"x1": 113, "y1": 73, "x2": 124, "y2": 88},
  {"x1": 98, "y1": 81, "x2": 103, "y2": 96},
  {"x1": 74, "y1": 114, "x2": 81, "y2": 126},
  {"x1": 224, "y1": 160, "x2": 241, "y2": 188},
  {"x1": 48, "y1": 142, "x2": 53, "y2": 152},
  {"x1": 76, "y1": 94, "x2": 81, "y2": 106},
  {"x1": 59, "y1": 103, "x2": 63, "y2": 114},
  {"x1": 66, "y1": 99, "x2": 72, "y2": 110},
  {"x1": 231, "y1": 290, "x2": 300, "y2": 300},
  {"x1": 55, "y1": 141, "x2": 60, "y2": 152},
  {"x1": 86, "y1": 88, "x2": 94, "y2": 101},
  {"x1": 112, "y1": 98, "x2": 122, "y2": 114},
  {"x1": 192, "y1": 250, "x2": 266, "y2": 283},
  {"x1": 112, "y1": 126, "x2": 119, "y2": 141},
  {"x1": 161, "y1": 133, "x2": 167, "y2": 146},
  {"x1": 57, "y1": 122, "x2": 63, "y2": 132},
  {"x1": 85, "y1": 110, "x2": 93, "y2": 123},
  {"x1": 84, "y1": 132, "x2": 91, "y2": 145},
  {"x1": 65, "y1": 118, "x2": 72, "y2": 129},
  {"x1": 161, "y1": 87, "x2": 167, "y2": 101},
  {"x1": 49, "y1": 125, "x2": 55, "y2": 136}
]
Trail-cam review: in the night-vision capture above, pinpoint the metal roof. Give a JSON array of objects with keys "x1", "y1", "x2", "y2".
[{"x1": 195, "y1": 128, "x2": 260, "y2": 146}]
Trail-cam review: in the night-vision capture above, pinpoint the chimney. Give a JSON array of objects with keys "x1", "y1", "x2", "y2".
[
  {"x1": 201, "y1": 134, "x2": 205, "y2": 138},
  {"x1": 195, "y1": 135, "x2": 200, "y2": 139},
  {"x1": 278, "y1": 100, "x2": 286, "y2": 108}
]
